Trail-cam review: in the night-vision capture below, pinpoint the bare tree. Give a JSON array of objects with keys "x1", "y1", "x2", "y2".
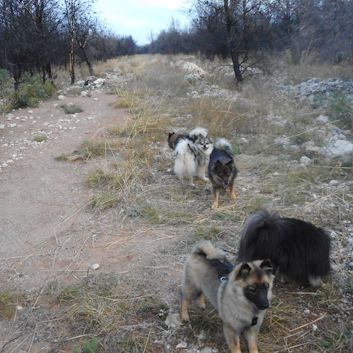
[{"x1": 62, "y1": 0, "x2": 96, "y2": 83}]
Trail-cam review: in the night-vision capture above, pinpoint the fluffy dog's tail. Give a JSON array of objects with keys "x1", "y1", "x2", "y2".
[
  {"x1": 238, "y1": 209, "x2": 281, "y2": 261},
  {"x1": 192, "y1": 241, "x2": 227, "y2": 261},
  {"x1": 189, "y1": 127, "x2": 208, "y2": 140},
  {"x1": 214, "y1": 138, "x2": 233, "y2": 155}
]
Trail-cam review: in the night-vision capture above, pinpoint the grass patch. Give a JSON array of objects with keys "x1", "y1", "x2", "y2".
[
  {"x1": 194, "y1": 226, "x2": 222, "y2": 240},
  {"x1": 72, "y1": 338, "x2": 98, "y2": 353},
  {"x1": 90, "y1": 191, "x2": 119, "y2": 211},
  {"x1": 55, "y1": 153, "x2": 69, "y2": 161},
  {"x1": 60, "y1": 103, "x2": 84, "y2": 114},
  {"x1": 32, "y1": 134, "x2": 48, "y2": 143},
  {"x1": 79, "y1": 140, "x2": 119, "y2": 159},
  {"x1": 0, "y1": 292, "x2": 15, "y2": 320},
  {"x1": 60, "y1": 274, "x2": 168, "y2": 334}
]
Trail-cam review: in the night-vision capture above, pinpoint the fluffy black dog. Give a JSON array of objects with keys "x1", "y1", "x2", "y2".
[{"x1": 238, "y1": 209, "x2": 330, "y2": 287}]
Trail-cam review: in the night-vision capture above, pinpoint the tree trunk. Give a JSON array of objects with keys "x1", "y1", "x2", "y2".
[
  {"x1": 69, "y1": 36, "x2": 75, "y2": 84},
  {"x1": 224, "y1": 0, "x2": 243, "y2": 82},
  {"x1": 46, "y1": 62, "x2": 53, "y2": 81},
  {"x1": 230, "y1": 49, "x2": 243, "y2": 82},
  {"x1": 80, "y1": 45, "x2": 94, "y2": 75},
  {"x1": 12, "y1": 66, "x2": 21, "y2": 91}
]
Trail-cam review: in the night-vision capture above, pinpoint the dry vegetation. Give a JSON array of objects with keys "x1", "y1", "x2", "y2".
[{"x1": 1, "y1": 54, "x2": 352, "y2": 353}]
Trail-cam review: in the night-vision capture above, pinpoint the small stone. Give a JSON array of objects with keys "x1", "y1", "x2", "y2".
[
  {"x1": 16, "y1": 305, "x2": 24, "y2": 311},
  {"x1": 329, "y1": 180, "x2": 339, "y2": 186},
  {"x1": 176, "y1": 342, "x2": 187, "y2": 349},
  {"x1": 58, "y1": 95, "x2": 66, "y2": 100},
  {"x1": 304, "y1": 308, "x2": 310, "y2": 315},
  {"x1": 165, "y1": 312, "x2": 182, "y2": 329},
  {"x1": 240, "y1": 137, "x2": 249, "y2": 144},
  {"x1": 0, "y1": 124, "x2": 5, "y2": 129},
  {"x1": 300, "y1": 156, "x2": 312, "y2": 166},
  {"x1": 312, "y1": 324, "x2": 318, "y2": 332},
  {"x1": 348, "y1": 261, "x2": 353, "y2": 268},
  {"x1": 80, "y1": 90, "x2": 90, "y2": 97},
  {"x1": 90, "y1": 263, "x2": 100, "y2": 270},
  {"x1": 316, "y1": 115, "x2": 329, "y2": 124},
  {"x1": 8, "y1": 123, "x2": 17, "y2": 128},
  {"x1": 200, "y1": 348, "x2": 216, "y2": 353}
]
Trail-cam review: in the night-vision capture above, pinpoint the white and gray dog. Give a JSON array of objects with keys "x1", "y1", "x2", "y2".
[{"x1": 174, "y1": 127, "x2": 213, "y2": 185}]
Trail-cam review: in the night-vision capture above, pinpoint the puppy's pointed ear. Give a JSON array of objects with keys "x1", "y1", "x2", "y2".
[
  {"x1": 236, "y1": 263, "x2": 252, "y2": 280},
  {"x1": 260, "y1": 259, "x2": 275, "y2": 275},
  {"x1": 168, "y1": 132, "x2": 175, "y2": 138}
]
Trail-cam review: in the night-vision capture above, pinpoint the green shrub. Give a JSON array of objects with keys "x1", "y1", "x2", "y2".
[
  {"x1": 33, "y1": 134, "x2": 48, "y2": 143},
  {"x1": 60, "y1": 104, "x2": 84, "y2": 114},
  {"x1": 328, "y1": 92, "x2": 353, "y2": 130},
  {"x1": 9, "y1": 75, "x2": 55, "y2": 110}
]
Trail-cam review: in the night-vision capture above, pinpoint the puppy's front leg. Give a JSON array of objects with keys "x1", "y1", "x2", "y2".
[
  {"x1": 223, "y1": 325, "x2": 241, "y2": 353},
  {"x1": 244, "y1": 326, "x2": 259, "y2": 353},
  {"x1": 212, "y1": 189, "x2": 220, "y2": 209},
  {"x1": 228, "y1": 183, "x2": 237, "y2": 200}
]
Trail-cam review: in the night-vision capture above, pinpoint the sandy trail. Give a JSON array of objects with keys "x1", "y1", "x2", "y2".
[{"x1": 0, "y1": 91, "x2": 128, "y2": 291}]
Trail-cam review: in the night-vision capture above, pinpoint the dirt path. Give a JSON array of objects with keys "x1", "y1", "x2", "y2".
[{"x1": 0, "y1": 91, "x2": 130, "y2": 291}]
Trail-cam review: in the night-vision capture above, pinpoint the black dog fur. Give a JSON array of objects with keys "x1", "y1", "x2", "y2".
[{"x1": 238, "y1": 209, "x2": 330, "y2": 287}]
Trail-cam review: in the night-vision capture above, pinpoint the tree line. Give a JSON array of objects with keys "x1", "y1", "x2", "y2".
[
  {"x1": 148, "y1": 0, "x2": 353, "y2": 81},
  {"x1": 1, "y1": 0, "x2": 352, "y2": 88},
  {"x1": 0, "y1": 0, "x2": 138, "y2": 89}
]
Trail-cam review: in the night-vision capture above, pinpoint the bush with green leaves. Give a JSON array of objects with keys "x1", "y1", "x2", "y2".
[
  {"x1": 72, "y1": 338, "x2": 98, "y2": 353},
  {"x1": 9, "y1": 75, "x2": 56, "y2": 110},
  {"x1": 328, "y1": 92, "x2": 353, "y2": 130}
]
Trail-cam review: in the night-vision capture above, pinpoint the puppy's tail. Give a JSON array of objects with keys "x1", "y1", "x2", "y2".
[
  {"x1": 238, "y1": 209, "x2": 280, "y2": 260},
  {"x1": 189, "y1": 127, "x2": 208, "y2": 140},
  {"x1": 215, "y1": 138, "x2": 233, "y2": 155},
  {"x1": 192, "y1": 241, "x2": 227, "y2": 261}
]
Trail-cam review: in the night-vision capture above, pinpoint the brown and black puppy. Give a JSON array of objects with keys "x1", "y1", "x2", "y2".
[
  {"x1": 208, "y1": 138, "x2": 238, "y2": 209},
  {"x1": 181, "y1": 241, "x2": 274, "y2": 353}
]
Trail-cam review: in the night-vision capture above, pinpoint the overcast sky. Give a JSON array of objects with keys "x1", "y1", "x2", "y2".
[{"x1": 94, "y1": 0, "x2": 192, "y2": 45}]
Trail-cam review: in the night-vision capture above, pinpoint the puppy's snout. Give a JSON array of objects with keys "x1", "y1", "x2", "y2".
[{"x1": 257, "y1": 301, "x2": 269, "y2": 310}]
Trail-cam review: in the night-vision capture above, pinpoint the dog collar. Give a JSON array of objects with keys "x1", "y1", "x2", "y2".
[{"x1": 251, "y1": 317, "x2": 258, "y2": 326}]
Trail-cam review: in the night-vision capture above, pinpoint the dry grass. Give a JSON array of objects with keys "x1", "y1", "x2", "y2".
[{"x1": 0, "y1": 292, "x2": 16, "y2": 320}]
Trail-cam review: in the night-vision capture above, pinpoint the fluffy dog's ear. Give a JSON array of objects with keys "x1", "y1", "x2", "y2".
[
  {"x1": 236, "y1": 263, "x2": 252, "y2": 280},
  {"x1": 168, "y1": 132, "x2": 175, "y2": 138},
  {"x1": 260, "y1": 259, "x2": 275, "y2": 275}
]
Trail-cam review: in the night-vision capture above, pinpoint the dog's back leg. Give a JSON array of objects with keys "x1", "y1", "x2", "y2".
[
  {"x1": 180, "y1": 285, "x2": 197, "y2": 321},
  {"x1": 196, "y1": 292, "x2": 206, "y2": 309}
]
